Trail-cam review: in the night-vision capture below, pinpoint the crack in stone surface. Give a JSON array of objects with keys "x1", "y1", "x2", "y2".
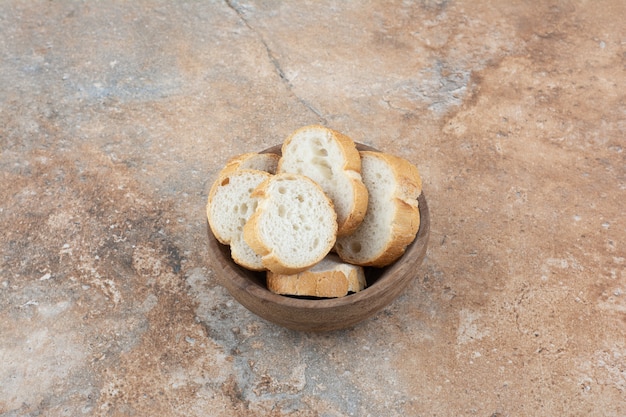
[{"x1": 225, "y1": 0, "x2": 327, "y2": 123}]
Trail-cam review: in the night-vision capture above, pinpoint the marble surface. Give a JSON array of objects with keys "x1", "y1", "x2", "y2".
[{"x1": 1, "y1": 1, "x2": 625, "y2": 416}]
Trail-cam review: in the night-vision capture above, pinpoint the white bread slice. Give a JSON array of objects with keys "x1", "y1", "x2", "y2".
[
  {"x1": 267, "y1": 254, "x2": 366, "y2": 298},
  {"x1": 243, "y1": 172, "x2": 337, "y2": 275},
  {"x1": 277, "y1": 125, "x2": 368, "y2": 237},
  {"x1": 206, "y1": 169, "x2": 271, "y2": 270},
  {"x1": 218, "y1": 152, "x2": 279, "y2": 177},
  {"x1": 335, "y1": 151, "x2": 422, "y2": 267}
]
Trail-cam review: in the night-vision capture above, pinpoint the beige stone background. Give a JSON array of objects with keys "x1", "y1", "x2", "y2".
[{"x1": 1, "y1": 1, "x2": 625, "y2": 416}]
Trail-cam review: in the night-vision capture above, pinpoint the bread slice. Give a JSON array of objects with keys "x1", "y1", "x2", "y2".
[
  {"x1": 335, "y1": 151, "x2": 422, "y2": 267},
  {"x1": 218, "y1": 152, "x2": 279, "y2": 178},
  {"x1": 277, "y1": 125, "x2": 368, "y2": 237},
  {"x1": 243, "y1": 172, "x2": 337, "y2": 275},
  {"x1": 267, "y1": 254, "x2": 366, "y2": 298},
  {"x1": 206, "y1": 169, "x2": 271, "y2": 270}
]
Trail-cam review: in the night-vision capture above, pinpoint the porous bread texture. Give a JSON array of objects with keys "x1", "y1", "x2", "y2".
[
  {"x1": 230, "y1": 234, "x2": 263, "y2": 270},
  {"x1": 335, "y1": 151, "x2": 422, "y2": 267},
  {"x1": 243, "y1": 172, "x2": 338, "y2": 275},
  {"x1": 218, "y1": 152, "x2": 279, "y2": 177},
  {"x1": 278, "y1": 125, "x2": 368, "y2": 237},
  {"x1": 267, "y1": 254, "x2": 366, "y2": 298},
  {"x1": 206, "y1": 169, "x2": 270, "y2": 270}
]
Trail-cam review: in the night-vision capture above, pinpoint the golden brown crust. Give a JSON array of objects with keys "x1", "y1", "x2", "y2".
[
  {"x1": 336, "y1": 151, "x2": 422, "y2": 267},
  {"x1": 363, "y1": 198, "x2": 420, "y2": 267},
  {"x1": 327, "y1": 128, "x2": 368, "y2": 236},
  {"x1": 266, "y1": 255, "x2": 366, "y2": 298},
  {"x1": 267, "y1": 269, "x2": 350, "y2": 298},
  {"x1": 326, "y1": 127, "x2": 362, "y2": 173},
  {"x1": 366, "y1": 151, "x2": 422, "y2": 267},
  {"x1": 206, "y1": 177, "x2": 229, "y2": 245},
  {"x1": 337, "y1": 171, "x2": 369, "y2": 237}
]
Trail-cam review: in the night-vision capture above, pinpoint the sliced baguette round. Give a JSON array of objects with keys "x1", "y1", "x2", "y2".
[
  {"x1": 243, "y1": 172, "x2": 337, "y2": 275},
  {"x1": 335, "y1": 151, "x2": 422, "y2": 267},
  {"x1": 277, "y1": 125, "x2": 368, "y2": 237},
  {"x1": 218, "y1": 152, "x2": 279, "y2": 178},
  {"x1": 267, "y1": 254, "x2": 366, "y2": 298},
  {"x1": 206, "y1": 169, "x2": 271, "y2": 270}
]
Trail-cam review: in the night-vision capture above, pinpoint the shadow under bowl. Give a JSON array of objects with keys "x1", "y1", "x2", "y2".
[{"x1": 206, "y1": 143, "x2": 430, "y2": 332}]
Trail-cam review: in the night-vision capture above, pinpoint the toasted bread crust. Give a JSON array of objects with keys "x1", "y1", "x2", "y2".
[
  {"x1": 366, "y1": 151, "x2": 421, "y2": 266},
  {"x1": 267, "y1": 254, "x2": 366, "y2": 298},
  {"x1": 339, "y1": 171, "x2": 369, "y2": 237},
  {"x1": 336, "y1": 151, "x2": 422, "y2": 267}
]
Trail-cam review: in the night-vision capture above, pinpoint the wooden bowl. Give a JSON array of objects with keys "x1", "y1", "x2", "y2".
[{"x1": 206, "y1": 144, "x2": 430, "y2": 332}]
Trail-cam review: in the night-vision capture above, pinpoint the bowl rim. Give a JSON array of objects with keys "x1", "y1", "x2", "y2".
[{"x1": 207, "y1": 142, "x2": 430, "y2": 312}]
